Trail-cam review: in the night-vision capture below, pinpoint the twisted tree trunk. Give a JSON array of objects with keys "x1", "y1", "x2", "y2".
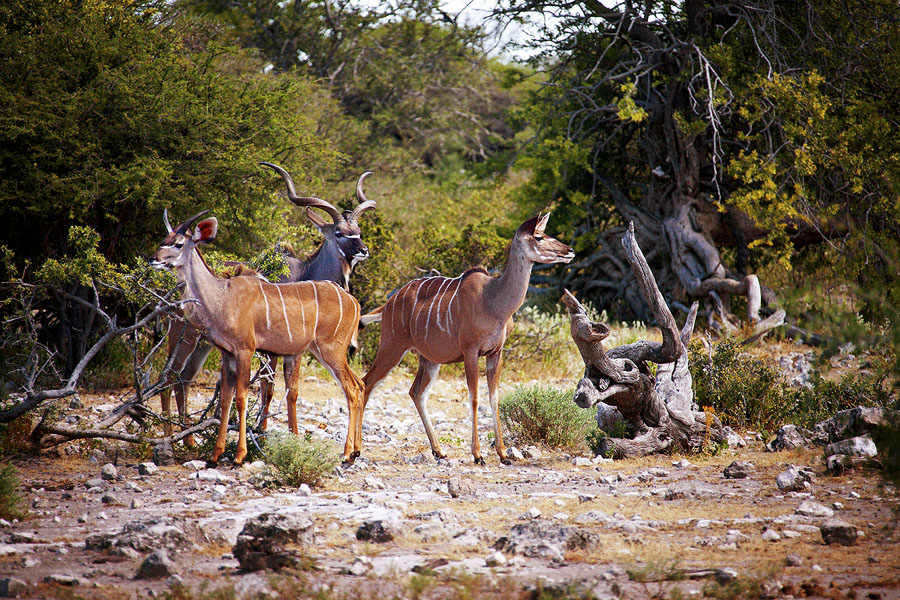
[{"x1": 565, "y1": 222, "x2": 725, "y2": 459}]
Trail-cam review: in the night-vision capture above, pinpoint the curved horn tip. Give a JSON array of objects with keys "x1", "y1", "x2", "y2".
[
  {"x1": 163, "y1": 209, "x2": 173, "y2": 233},
  {"x1": 176, "y1": 209, "x2": 211, "y2": 234}
]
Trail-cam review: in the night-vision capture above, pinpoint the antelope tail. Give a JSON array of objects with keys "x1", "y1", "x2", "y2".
[{"x1": 359, "y1": 305, "x2": 384, "y2": 326}]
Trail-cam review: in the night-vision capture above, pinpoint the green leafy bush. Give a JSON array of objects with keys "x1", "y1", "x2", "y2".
[
  {"x1": 0, "y1": 465, "x2": 24, "y2": 521},
  {"x1": 265, "y1": 432, "x2": 340, "y2": 487},
  {"x1": 410, "y1": 221, "x2": 509, "y2": 278},
  {"x1": 499, "y1": 385, "x2": 595, "y2": 451},
  {"x1": 504, "y1": 306, "x2": 580, "y2": 378},
  {"x1": 690, "y1": 338, "x2": 897, "y2": 433},
  {"x1": 689, "y1": 338, "x2": 791, "y2": 433}
]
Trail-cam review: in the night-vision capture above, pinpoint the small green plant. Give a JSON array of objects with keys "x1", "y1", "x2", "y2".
[
  {"x1": 0, "y1": 465, "x2": 24, "y2": 521},
  {"x1": 499, "y1": 385, "x2": 596, "y2": 451},
  {"x1": 439, "y1": 434, "x2": 465, "y2": 448},
  {"x1": 265, "y1": 432, "x2": 340, "y2": 487},
  {"x1": 627, "y1": 558, "x2": 687, "y2": 583},
  {"x1": 689, "y1": 338, "x2": 790, "y2": 433}
]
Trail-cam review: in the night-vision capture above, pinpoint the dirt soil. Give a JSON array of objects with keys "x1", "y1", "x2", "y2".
[{"x1": 2, "y1": 371, "x2": 899, "y2": 599}]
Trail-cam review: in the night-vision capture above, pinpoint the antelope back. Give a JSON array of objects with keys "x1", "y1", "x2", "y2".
[{"x1": 232, "y1": 278, "x2": 361, "y2": 356}]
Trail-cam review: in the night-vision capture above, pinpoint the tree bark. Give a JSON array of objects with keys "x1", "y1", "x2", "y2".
[{"x1": 565, "y1": 222, "x2": 725, "y2": 458}]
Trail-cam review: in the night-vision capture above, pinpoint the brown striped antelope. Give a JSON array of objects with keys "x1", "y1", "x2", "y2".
[
  {"x1": 158, "y1": 163, "x2": 374, "y2": 444},
  {"x1": 150, "y1": 210, "x2": 364, "y2": 466},
  {"x1": 359, "y1": 213, "x2": 575, "y2": 464}
]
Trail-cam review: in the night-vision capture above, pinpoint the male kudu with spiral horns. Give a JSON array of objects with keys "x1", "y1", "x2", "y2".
[{"x1": 158, "y1": 163, "x2": 374, "y2": 444}]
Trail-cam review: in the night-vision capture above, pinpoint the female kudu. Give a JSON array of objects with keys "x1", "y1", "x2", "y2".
[
  {"x1": 359, "y1": 213, "x2": 574, "y2": 464},
  {"x1": 150, "y1": 211, "x2": 363, "y2": 466}
]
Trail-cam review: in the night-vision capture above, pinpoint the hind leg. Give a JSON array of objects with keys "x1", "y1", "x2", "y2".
[
  {"x1": 409, "y1": 357, "x2": 445, "y2": 459},
  {"x1": 283, "y1": 355, "x2": 301, "y2": 435},
  {"x1": 312, "y1": 344, "x2": 364, "y2": 463},
  {"x1": 360, "y1": 343, "x2": 408, "y2": 459}
]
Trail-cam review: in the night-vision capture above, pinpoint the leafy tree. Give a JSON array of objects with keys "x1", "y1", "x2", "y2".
[
  {"x1": 498, "y1": 0, "x2": 900, "y2": 335},
  {"x1": 0, "y1": 0, "x2": 348, "y2": 373},
  {"x1": 182, "y1": 0, "x2": 518, "y2": 166}
]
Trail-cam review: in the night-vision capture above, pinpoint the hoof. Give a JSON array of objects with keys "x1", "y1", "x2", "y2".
[
  {"x1": 501, "y1": 458, "x2": 512, "y2": 466},
  {"x1": 432, "y1": 450, "x2": 447, "y2": 461},
  {"x1": 205, "y1": 459, "x2": 218, "y2": 469},
  {"x1": 351, "y1": 450, "x2": 361, "y2": 460},
  {"x1": 474, "y1": 457, "x2": 486, "y2": 466}
]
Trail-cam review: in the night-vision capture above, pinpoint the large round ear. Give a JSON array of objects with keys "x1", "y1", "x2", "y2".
[
  {"x1": 305, "y1": 207, "x2": 329, "y2": 231},
  {"x1": 193, "y1": 217, "x2": 218, "y2": 244},
  {"x1": 517, "y1": 214, "x2": 541, "y2": 235}
]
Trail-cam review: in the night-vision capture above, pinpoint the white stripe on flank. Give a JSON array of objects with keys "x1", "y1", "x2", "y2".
[
  {"x1": 446, "y1": 278, "x2": 463, "y2": 331},
  {"x1": 396, "y1": 281, "x2": 415, "y2": 334},
  {"x1": 426, "y1": 278, "x2": 451, "y2": 336},
  {"x1": 259, "y1": 280, "x2": 271, "y2": 329},
  {"x1": 297, "y1": 286, "x2": 307, "y2": 338},
  {"x1": 419, "y1": 278, "x2": 441, "y2": 338},
  {"x1": 331, "y1": 282, "x2": 343, "y2": 337},
  {"x1": 397, "y1": 282, "x2": 411, "y2": 331},
  {"x1": 275, "y1": 285, "x2": 292, "y2": 343},
  {"x1": 435, "y1": 276, "x2": 459, "y2": 333},
  {"x1": 313, "y1": 283, "x2": 319, "y2": 337},
  {"x1": 410, "y1": 279, "x2": 425, "y2": 337},
  {"x1": 389, "y1": 291, "x2": 397, "y2": 338}
]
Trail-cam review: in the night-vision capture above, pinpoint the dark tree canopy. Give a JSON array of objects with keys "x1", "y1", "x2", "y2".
[
  {"x1": 501, "y1": 0, "x2": 900, "y2": 327},
  {"x1": 183, "y1": 0, "x2": 517, "y2": 165},
  {"x1": 0, "y1": 0, "x2": 349, "y2": 373}
]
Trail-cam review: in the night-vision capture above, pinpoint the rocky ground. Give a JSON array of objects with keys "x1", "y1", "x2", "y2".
[{"x1": 1, "y1": 371, "x2": 899, "y2": 599}]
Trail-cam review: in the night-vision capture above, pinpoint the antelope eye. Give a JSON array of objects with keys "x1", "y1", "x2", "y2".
[
  {"x1": 174, "y1": 242, "x2": 184, "y2": 249},
  {"x1": 534, "y1": 234, "x2": 544, "y2": 241},
  {"x1": 335, "y1": 231, "x2": 343, "y2": 238}
]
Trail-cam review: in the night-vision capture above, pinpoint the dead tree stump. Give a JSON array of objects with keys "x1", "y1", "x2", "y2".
[{"x1": 564, "y1": 222, "x2": 725, "y2": 459}]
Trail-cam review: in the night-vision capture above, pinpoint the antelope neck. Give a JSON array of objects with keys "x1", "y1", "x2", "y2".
[
  {"x1": 484, "y1": 237, "x2": 533, "y2": 320},
  {"x1": 178, "y1": 247, "x2": 228, "y2": 331}
]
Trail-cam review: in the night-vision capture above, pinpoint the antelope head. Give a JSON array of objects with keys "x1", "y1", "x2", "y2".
[
  {"x1": 150, "y1": 210, "x2": 218, "y2": 270},
  {"x1": 517, "y1": 213, "x2": 575, "y2": 265},
  {"x1": 260, "y1": 162, "x2": 375, "y2": 268}
]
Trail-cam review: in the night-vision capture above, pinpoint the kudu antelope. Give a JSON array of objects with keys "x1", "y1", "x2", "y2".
[
  {"x1": 150, "y1": 211, "x2": 364, "y2": 465},
  {"x1": 359, "y1": 214, "x2": 574, "y2": 464},
  {"x1": 158, "y1": 164, "x2": 374, "y2": 443}
]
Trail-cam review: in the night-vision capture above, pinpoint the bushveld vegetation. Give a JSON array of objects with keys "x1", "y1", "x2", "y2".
[
  {"x1": 498, "y1": 385, "x2": 595, "y2": 452},
  {"x1": 265, "y1": 432, "x2": 341, "y2": 487},
  {"x1": 0, "y1": 0, "x2": 898, "y2": 484}
]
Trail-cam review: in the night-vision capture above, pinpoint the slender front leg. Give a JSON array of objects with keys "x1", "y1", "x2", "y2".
[
  {"x1": 210, "y1": 350, "x2": 236, "y2": 466},
  {"x1": 409, "y1": 357, "x2": 444, "y2": 459},
  {"x1": 463, "y1": 351, "x2": 484, "y2": 465},
  {"x1": 485, "y1": 350, "x2": 509, "y2": 463},
  {"x1": 232, "y1": 350, "x2": 252, "y2": 465},
  {"x1": 282, "y1": 355, "x2": 300, "y2": 435}
]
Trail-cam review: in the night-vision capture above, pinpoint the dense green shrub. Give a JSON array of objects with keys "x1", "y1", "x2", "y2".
[
  {"x1": 689, "y1": 338, "x2": 792, "y2": 433},
  {"x1": 791, "y1": 372, "x2": 897, "y2": 429},
  {"x1": 499, "y1": 385, "x2": 595, "y2": 451},
  {"x1": 690, "y1": 338, "x2": 897, "y2": 433},
  {"x1": 265, "y1": 432, "x2": 340, "y2": 487},
  {"x1": 0, "y1": 465, "x2": 24, "y2": 521},
  {"x1": 411, "y1": 221, "x2": 509, "y2": 278}
]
